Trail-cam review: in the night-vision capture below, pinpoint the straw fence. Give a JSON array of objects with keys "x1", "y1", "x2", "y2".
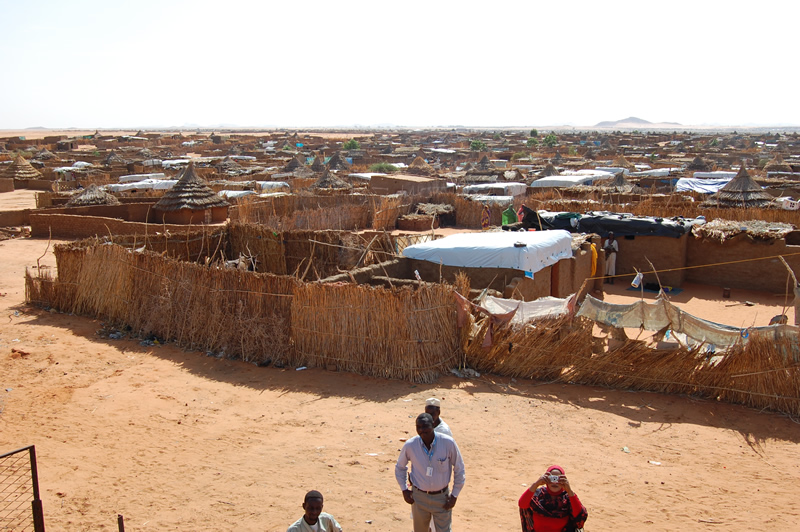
[
  {"x1": 466, "y1": 314, "x2": 800, "y2": 417},
  {"x1": 526, "y1": 191, "x2": 800, "y2": 225},
  {"x1": 25, "y1": 241, "x2": 466, "y2": 382},
  {"x1": 291, "y1": 280, "x2": 465, "y2": 382}
]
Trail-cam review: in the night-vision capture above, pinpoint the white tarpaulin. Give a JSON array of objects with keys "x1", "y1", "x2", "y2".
[
  {"x1": 403, "y1": 230, "x2": 572, "y2": 274},
  {"x1": 482, "y1": 295, "x2": 571, "y2": 325},
  {"x1": 576, "y1": 294, "x2": 799, "y2": 348},
  {"x1": 675, "y1": 178, "x2": 733, "y2": 193},
  {"x1": 530, "y1": 172, "x2": 612, "y2": 188},
  {"x1": 692, "y1": 171, "x2": 737, "y2": 179},
  {"x1": 118, "y1": 173, "x2": 166, "y2": 183},
  {"x1": 218, "y1": 190, "x2": 256, "y2": 199},
  {"x1": 106, "y1": 179, "x2": 177, "y2": 192},
  {"x1": 463, "y1": 182, "x2": 527, "y2": 196}
]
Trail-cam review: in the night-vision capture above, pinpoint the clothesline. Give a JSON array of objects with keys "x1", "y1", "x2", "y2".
[{"x1": 592, "y1": 251, "x2": 800, "y2": 280}]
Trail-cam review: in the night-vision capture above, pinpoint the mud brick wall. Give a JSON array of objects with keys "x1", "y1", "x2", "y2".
[
  {"x1": 29, "y1": 213, "x2": 217, "y2": 240},
  {"x1": 686, "y1": 234, "x2": 800, "y2": 293}
]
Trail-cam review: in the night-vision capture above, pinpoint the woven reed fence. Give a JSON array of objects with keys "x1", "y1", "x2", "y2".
[
  {"x1": 467, "y1": 314, "x2": 800, "y2": 416},
  {"x1": 291, "y1": 278, "x2": 467, "y2": 382},
  {"x1": 27, "y1": 243, "x2": 297, "y2": 365},
  {"x1": 525, "y1": 191, "x2": 800, "y2": 225},
  {"x1": 25, "y1": 241, "x2": 467, "y2": 382}
]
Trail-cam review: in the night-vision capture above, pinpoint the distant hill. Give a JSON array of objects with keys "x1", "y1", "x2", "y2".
[{"x1": 594, "y1": 117, "x2": 681, "y2": 128}]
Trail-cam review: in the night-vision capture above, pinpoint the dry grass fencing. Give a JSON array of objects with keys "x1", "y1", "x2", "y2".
[
  {"x1": 466, "y1": 312, "x2": 800, "y2": 416},
  {"x1": 25, "y1": 241, "x2": 468, "y2": 382},
  {"x1": 291, "y1": 281, "x2": 464, "y2": 383},
  {"x1": 525, "y1": 190, "x2": 800, "y2": 225}
]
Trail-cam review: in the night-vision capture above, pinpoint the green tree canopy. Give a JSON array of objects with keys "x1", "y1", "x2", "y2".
[
  {"x1": 343, "y1": 139, "x2": 360, "y2": 150},
  {"x1": 526, "y1": 137, "x2": 539, "y2": 148},
  {"x1": 530, "y1": 128, "x2": 538, "y2": 137},
  {"x1": 543, "y1": 133, "x2": 558, "y2": 147},
  {"x1": 470, "y1": 139, "x2": 487, "y2": 151}
]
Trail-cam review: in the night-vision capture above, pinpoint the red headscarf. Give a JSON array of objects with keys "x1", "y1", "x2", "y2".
[{"x1": 547, "y1": 465, "x2": 565, "y2": 475}]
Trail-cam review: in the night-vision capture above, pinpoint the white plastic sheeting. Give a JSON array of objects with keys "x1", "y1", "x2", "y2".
[
  {"x1": 576, "y1": 294, "x2": 799, "y2": 348},
  {"x1": 675, "y1": 178, "x2": 733, "y2": 194},
  {"x1": 594, "y1": 166, "x2": 629, "y2": 175},
  {"x1": 482, "y1": 295, "x2": 570, "y2": 325},
  {"x1": 106, "y1": 179, "x2": 177, "y2": 192},
  {"x1": 218, "y1": 190, "x2": 256, "y2": 199},
  {"x1": 462, "y1": 195, "x2": 514, "y2": 204},
  {"x1": 462, "y1": 182, "x2": 527, "y2": 196},
  {"x1": 403, "y1": 230, "x2": 572, "y2": 274},
  {"x1": 530, "y1": 174, "x2": 599, "y2": 188},
  {"x1": 256, "y1": 181, "x2": 290, "y2": 191},
  {"x1": 692, "y1": 171, "x2": 737, "y2": 179},
  {"x1": 630, "y1": 167, "x2": 682, "y2": 177},
  {"x1": 118, "y1": 173, "x2": 166, "y2": 183}
]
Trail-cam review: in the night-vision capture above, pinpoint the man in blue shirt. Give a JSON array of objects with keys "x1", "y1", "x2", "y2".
[{"x1": 395, "y1": 413, "x2": 465, "y2": 532}]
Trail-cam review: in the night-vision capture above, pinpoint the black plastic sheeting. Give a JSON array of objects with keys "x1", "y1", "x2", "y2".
[{"x1": 535, "y1": 210, "x2": 705, "y2": 238}]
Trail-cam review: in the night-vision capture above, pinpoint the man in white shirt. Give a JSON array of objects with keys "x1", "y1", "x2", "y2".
[
  {"x1": 425, "y1": 398, "x2": 453, "y2": 438},
  {"x1": 395, "y1": 413, "x2": 466, "y2": 532},
  {"x1": 286, "y1": 490, "x2": 343, "y2": 532},
  {"x1": 603, "y1": 231, "x2": 619, "y2": 284}
]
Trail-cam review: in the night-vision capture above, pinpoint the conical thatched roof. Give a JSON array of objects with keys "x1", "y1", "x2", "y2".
[
  {"x1": 216, "y1": 156, "x2": 243, "y2": 173},
  {"x1": 153, "y1": 163, "x2": 230, "y2": 212},
  {"x1": 284, "y1": 155, "x2": 305, "y2": 171},
  {"x1": 606, "y1": 172, "x2": 641, "y2": 193},
  {"x1": 312, "y1": 169, "x2": 352, "y2": 190},
  {"x1": 583, "y1": 148, "x2": 596, "y2": 160},
  {"x1": 476, "y1": 155, "x2": 494, "y2": 170},
  {"x1": 138, "y1": 148, "x2": 155, "y2": 159},
  {"x1": 611, "y1": 155, "x2": 636, "y2": 171},
  {"x1": 407, "y1": 156, "x2": 435, "y2": 176},
  {"x1": 687, "y1": 156, "x2": 710, "y2": 172},
  {"x1": 310, "y1": 155, "x2": 325, "y2": 172},
  {"x1": 764, "y1": 154, "x2": 793, "y2": 173},
  {"x1": 702, "y1": 163, "x2": 773, "y2": 208},
  {"x1": 326, "y1": 152, "x2": 350, "y2": 171},
  {"x1": 103, "y1": 151, "x2": 125, "y2": 165},
  {"x1": 2, "y1": 154, "x2": 43, "y2": 180},
  {"x1": 66, "y1": 185, "x2": 120, "y2": 207},
  {"x1": 33, "y1": 148, "x2": 57, "y2": 161},
  {"x1": 538, "y1": 163, "x2": 560, "y2": 177}
]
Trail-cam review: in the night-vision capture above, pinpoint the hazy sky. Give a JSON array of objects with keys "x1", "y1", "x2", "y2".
[{"x1": 1, "y1": 0, "x2": 797, "y2": 129}]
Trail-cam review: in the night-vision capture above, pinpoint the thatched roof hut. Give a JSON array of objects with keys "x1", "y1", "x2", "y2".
[
  {"x1": 476, "y1": 155, "x2": 495, "y2": 171},
  {"x1": 2, "y1": 154, "x2": 43, "y2": 180},
  {"x1": 538, "y1": 163, "x2": 560, "y2": 177},
  {"x1": 407, "y1": 156, "x2": 435, "y2": 176},
  {"x1": 605, "y1": 172, "x2": 641, "y2": 193},
  {"x1": 153, "y1": 162, "x2": 229, "y2": 223},
  {"x1": 66, "y1": 185, "x2": 121, "y2": 207},
  {"x1": 326, "y1": 152, "x2": 350, "y2": 171},
  {"x1": 283, "y1": 155, "x2": 305, "y2": 172},
  {"x1": 702, "y1": 163, "x2": 773, "y2": 209},
  {"x1": 687, "y1": 156, "x2": 710, "y2": 172},
  {"x1": 551, "y1": 152, "x2": 563, "y2": 164},
  {"x1": 764, "y1": 154, "x2": 793, "y2": 173},
  {"x1": 103, "y1": 151, "x2": 125, "y2": 165},
  {"x1": 138, "y1": 148, "x2": 155, "y2": 159},
  {"x1": 312, "y1": 169, "x2": 352, "y2": 190},
  {"x1": 33, "y1": 148, "x2": 58, "y2": 161},
  {"x1": 216, "y1": 156, "x2": 243, "y2": 173},
  {"x1": 611, "y1": 155, "x2": 636, "y2": 171},
  {"x1": 310, "y1": 155, "x2": 325, "y2": 172}
]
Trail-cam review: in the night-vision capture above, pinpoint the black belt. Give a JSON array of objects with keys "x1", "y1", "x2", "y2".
[{"x1": 413, "y1": 485, "x2": 447, "y2": 495}]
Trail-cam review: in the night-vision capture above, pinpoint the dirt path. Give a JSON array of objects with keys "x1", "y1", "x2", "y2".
[{"x1": 2, "y1": 237, "x2": 799, "y2": 531}]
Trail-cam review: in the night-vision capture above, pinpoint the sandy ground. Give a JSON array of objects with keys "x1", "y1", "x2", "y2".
[
  {"x1": 0, "y1": 190, "x2": 38, "y2": 211},
  {"x1": 2, "y1": 235, "x2": 800, "y2": 531}
]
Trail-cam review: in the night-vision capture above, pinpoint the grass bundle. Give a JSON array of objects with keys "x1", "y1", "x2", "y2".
[{"x1": 290, "y1": 281, "x2": 461, "y2": 382}]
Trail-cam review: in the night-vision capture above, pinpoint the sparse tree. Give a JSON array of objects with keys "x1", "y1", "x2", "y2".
[
  {"x1": 526, "y1": 137, "x2": 539, "y2": 148},
  {"x1": 343, "y1": 139, "x2": 360, "y2": 150},
  {"x1": 530, "y1": 128, "x2": 538, "y2": 137},
  {"x1": 543, "y1": 133, "x2": 558, "y2": 147},
  {"x1": 470, "y1": 139, "x2": 487, "y2": 151}
]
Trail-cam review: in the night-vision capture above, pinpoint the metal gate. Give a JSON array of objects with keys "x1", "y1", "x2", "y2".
[{"x1": 0, "y1": 445, "x2": 45, "y2": 532}]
